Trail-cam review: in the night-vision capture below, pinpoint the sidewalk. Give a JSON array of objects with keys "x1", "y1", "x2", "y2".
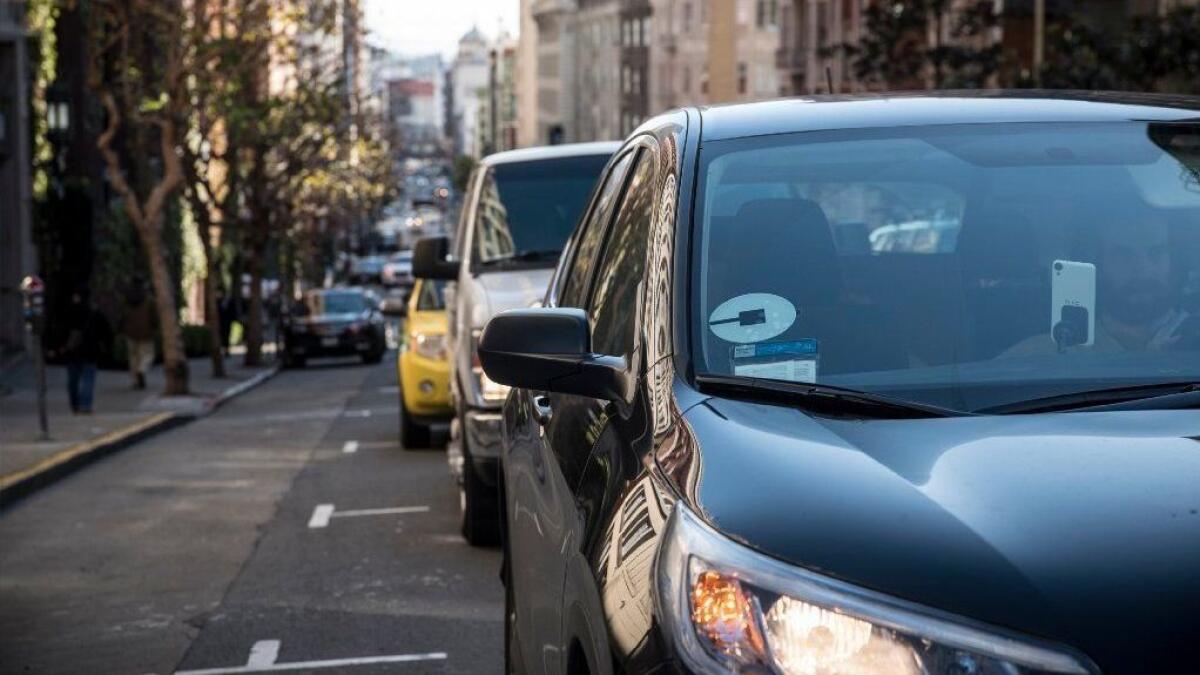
[{"x1": 0, "y1": 354, "x2": 277, "y2": 503}]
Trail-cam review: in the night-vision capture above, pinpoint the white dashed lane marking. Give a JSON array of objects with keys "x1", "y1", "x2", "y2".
[
  {"x1": 306, "y1": 504, "x2": 430, "y2": 529},
  {"x1": 173, "y1": 638, "x2": 447, "y2": 674},
  {"x1": 342, "y1": 440, "x2": 358, "y2": 454}
]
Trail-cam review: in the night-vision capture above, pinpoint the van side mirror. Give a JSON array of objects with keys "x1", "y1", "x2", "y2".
[
  {"x1": 412, "y1": 236, "x2": 458, "y2": 280},
  {"x1": 477, "y1": 308, "x2": 631, "y2": 401}
]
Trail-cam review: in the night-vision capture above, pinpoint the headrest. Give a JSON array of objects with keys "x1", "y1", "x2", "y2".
[{"x1": 707, "y1": 198, "x2": 843, "y2": 308}]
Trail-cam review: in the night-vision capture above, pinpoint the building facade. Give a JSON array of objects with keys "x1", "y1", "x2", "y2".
[
  {"x1": 451, "y1": 28, "x2": 490, "y2": 157},
  {"x1": 576, "y1": 0, "x2": 622, "y2": 142},
  {"x1": 1, "y1": 0, "x2": 34, "y2": 354},
  {"x1": 531, "y1": 0, "x2": 578, "y2": 145},
  {"x1": 516, "y1": 0, "x2": 541, "y2": 147},
  {"x1": 477, "y1": 34, "x2": 520, "y2": 155}
]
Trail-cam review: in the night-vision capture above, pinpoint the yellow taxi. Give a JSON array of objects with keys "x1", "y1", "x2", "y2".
[{"x1": 398, "y1": 279, "x2": 452, "y2": 448}]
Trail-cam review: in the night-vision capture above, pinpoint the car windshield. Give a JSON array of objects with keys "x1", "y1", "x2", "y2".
[
  {"x1": 693, "y1": 122, "x2": 1200, "y2": 412},
  {"x1": 309, "y1": 292, "x2": 367, "y2": 315},
  {"x1": 473, "y1": 154, "x2": 611, "y2": 266},
  {"x1": 415, "y1": 280, "x2": 446, "y2": 311}
]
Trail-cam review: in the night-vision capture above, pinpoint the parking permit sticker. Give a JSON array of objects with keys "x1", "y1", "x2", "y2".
[
  {"x1": 731, "y1": 339, "x2": 818, "y2": 383},
  {"x1": 708, "y1": 293, "x2": 796, "y2": 343}
]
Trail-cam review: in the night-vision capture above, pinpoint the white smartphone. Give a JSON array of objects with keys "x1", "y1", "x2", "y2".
[{"x1": 1050, "y1": 260, "x2": 1096, "y2": 348}]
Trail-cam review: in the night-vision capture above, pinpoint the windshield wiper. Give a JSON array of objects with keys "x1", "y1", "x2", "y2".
[
  {"x1": 694, "y1": 374, "x2": 969, "y2": 419},
  {"x1": 977, "y1": 382, "x2": 1200, "y2": 414},
  {"x1": 478, "y1": 249, "x2": 562, "y2": 266}
]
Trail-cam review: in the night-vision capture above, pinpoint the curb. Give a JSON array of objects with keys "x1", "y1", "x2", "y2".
[
  {"x1": 0, "y1": 365, "x2": 280, "y2": 510},
  {"x1": 205, "y1": 366, "x2": 279, "y2": 414},
  {"x1": 0, "y1": 412, "x2": 184, "y2": 508}
]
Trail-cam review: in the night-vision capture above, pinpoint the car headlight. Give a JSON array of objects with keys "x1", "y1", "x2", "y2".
[
  {"x1": 413, "y1": 331, "x2": 447, "y2": 360},
  {"x1": 471, "y1": 329, "x2": 510, "y2": 404},
  {"x1": 655, "y1": 505, "x2": 1094, "y2": 675},
  {"x1": 474, "y1": 365, "x2": 510, "y2": 403}
]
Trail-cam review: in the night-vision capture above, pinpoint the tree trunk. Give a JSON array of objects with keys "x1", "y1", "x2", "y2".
[
  {"x1": 141, "y1": 210, "x2": 190, "y2": 395},
  {"x1": 95, "y1": 89, "x2": 189, "y2": 395},
  {"x1": 200, "y1": 233, "x2": 226, "y2": 378}
]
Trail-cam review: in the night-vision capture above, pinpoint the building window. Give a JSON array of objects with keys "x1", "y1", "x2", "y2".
[
  {"x1": 756, "y1": 0, "x2": 778, "y2": 28},
  {"x1": 737, "y1": 62, "x2": 747, "y2": 94},
  {"x1": 817, "y1": 1, "x2": 829, "y2": 49},
  {"x1": 683, "y1": 2, "x2": 693, "y2": 33}
]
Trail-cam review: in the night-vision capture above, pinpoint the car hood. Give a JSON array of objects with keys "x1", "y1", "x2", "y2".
[
  {"x1": 406, "y1": 309, "x2": 446, "y2": 337},
  {"x1": 679, "y1": 400, "x2": 1200, "y2": 672},
  {"x1": 466, "y1": 267, "x2": 554, "y2": 329}
]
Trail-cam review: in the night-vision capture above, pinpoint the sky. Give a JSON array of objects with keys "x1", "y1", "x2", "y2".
[{"x1": 363, "y1": 0, "x2": 519, "y2": 58}]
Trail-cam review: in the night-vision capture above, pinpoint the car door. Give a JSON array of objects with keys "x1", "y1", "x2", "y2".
[
  {"x1": 505, "y1": 150, "x2": 638, "y2": 674},
  {"x1": 524, "y1": 145, "x2": 661, "y2": 673}
]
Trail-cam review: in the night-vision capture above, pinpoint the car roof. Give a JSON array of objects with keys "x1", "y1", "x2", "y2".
[
  {"x1": 696, "y1": 91, "x2": 1200, "y2": 141},
  {"x1": 480, "y1": 141, "x2": 622, "y2": 166}
]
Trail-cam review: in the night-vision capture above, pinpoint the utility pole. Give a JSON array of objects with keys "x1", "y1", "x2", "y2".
[{"x1": 1033, "y1": 0, "x2": 1045, "y2": 86}]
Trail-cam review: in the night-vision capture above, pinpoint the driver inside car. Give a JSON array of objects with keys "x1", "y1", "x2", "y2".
[{"x1": 1003, "y1": 209, "x2": 1196, "y2": 356}]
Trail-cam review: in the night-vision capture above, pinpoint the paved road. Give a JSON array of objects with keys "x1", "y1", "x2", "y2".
[{"x1": 0, "y1": 352, "x2": 502, "y2": 674}]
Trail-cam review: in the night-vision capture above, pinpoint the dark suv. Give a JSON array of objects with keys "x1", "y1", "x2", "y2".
[
  {"x1": 281, "y1": 288, "x2": 386, "y2": 367},
  {"x1": 479, "y1": 94, "x2": 1200, "y2": 674}
]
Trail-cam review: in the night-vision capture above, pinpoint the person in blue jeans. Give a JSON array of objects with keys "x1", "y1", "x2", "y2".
[{"x1": 55, "y1": 291, "x2": 107, "y2": 414}]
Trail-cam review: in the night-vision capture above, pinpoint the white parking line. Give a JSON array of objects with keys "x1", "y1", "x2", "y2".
[
  {"x1": 342, "y1": 440, "x2": 358, "y2": 454},
  {"x1": 307, "y1": 504, "x2": 428, "y2": 528},
  {"x1": 332, "y1": 506, "x2": 430, "y2": 518},
  {"x1": 307, "y1": 504, "x2": 335, "y2": 528},
  {"x1": 377, "y1": 385, "x2": 400, "y2": 394},
  {"x1": 175, "y1": 642, "x2": 446, "y2": 674},
  {"x1": 246, "y1": 640, "x2": 280, "y2": 668},
  {"x1": 343, "y1": 409, "x2": 373, "y2": 418}
]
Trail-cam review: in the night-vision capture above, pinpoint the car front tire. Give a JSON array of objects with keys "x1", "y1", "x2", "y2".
[
  {"x1": 460, "y1": 452, "x2": 500, "y2": 547},
  {"x1": 398, "y1": 387, "x2": 431, "y2": 450}
]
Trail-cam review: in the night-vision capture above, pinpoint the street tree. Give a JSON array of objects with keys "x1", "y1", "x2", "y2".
[
  {"x1": 835, "y1": 0, "x2": 1002, "y2": 89},
  {"x1": 88, "y1": 0, "x2": 190, "y2": 395}
]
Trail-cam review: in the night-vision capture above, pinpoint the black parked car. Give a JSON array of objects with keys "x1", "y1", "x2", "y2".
[
  {"x1": 478, "y1": 93, "x2": 1200, "y2": 675},
  {"x1": 282, "y1": 288, "x2": 386, "y2": 367}
]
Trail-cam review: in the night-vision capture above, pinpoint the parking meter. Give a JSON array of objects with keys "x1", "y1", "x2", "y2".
[
  {"x1": 20, "y1": 276, "x2": 50, "y2": 439},
  {"x1": 20, "y1": 275, "x2": 45, "y2": 334}
]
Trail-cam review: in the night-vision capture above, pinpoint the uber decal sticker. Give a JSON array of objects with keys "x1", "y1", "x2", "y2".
[{"x1": 708, "y1": 293, "x2": 796, "y2": 343}]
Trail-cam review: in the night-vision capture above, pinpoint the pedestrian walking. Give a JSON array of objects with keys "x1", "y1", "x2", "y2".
[
  {"x1": 53, "y1": 291, "x2": 107, "y2": 414},
  {"x1": 120, "y1": 280, "x2": 156, "y2": 389}
]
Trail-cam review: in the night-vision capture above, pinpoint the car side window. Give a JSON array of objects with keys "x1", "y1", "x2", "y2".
[
  {"x1": 588, "y1": 149, "x2": 657, "y2": 358},
  {"x1": 559, "y1": 152, "x2": 636, "y2": 309}
]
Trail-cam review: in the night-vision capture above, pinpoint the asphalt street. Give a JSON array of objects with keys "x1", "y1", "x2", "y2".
[{"x1": 0, "y1": 347, "x2": 503, "y2": 674}]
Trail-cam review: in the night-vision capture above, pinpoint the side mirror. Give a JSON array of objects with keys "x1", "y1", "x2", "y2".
[
  {"x1": 412, "y1": 236, "x2": 458, "y2": 280},
  {"x1": 477, "y1": 308, "x2": 631, "y2": 401}
]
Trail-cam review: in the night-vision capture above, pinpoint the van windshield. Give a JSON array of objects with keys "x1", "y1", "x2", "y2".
[
  {"x1": 473, "y1": 154, "x2": 611, "y2": 268},
  {"x1": 693, "y1": 122, "x2": 1200, "y2": 412}
]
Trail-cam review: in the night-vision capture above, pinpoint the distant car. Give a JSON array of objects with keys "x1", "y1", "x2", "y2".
[
  {"x1": 379, "y1": 288, "x2": 408, "y2": 316},
  {"x1": 397, "y1": 279, "x2": 453, "y2": 448},
  {"x1": 381, "y1": 250, "x2": 414, "y2": 288},
  {"x1": 281, "y1": 289, "x2": 386, "y2": 367},
  {"x1": 351, "y1": 255, "x2": 386, "y2": 284},
  {"x1": 412, "y1": 140, "x2": 619, "y2": 545}
]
